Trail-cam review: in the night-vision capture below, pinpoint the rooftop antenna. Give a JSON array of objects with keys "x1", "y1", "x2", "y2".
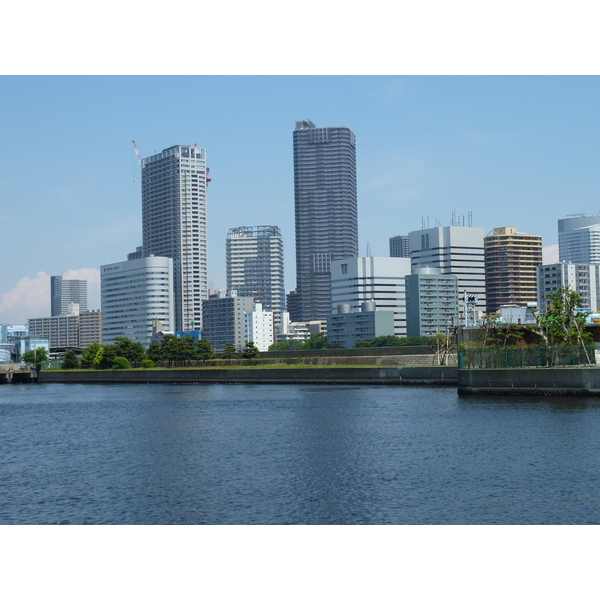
[{"x1": 366, "y1": 242, "x2": 373, "y2": 257}]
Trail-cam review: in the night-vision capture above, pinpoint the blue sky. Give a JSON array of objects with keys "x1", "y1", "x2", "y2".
[{"x1": 1, "y1": 75, "x2": 599, "y2": 322}]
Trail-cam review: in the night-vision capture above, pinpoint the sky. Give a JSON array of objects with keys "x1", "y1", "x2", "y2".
[{"x1": 2, "y1": 75, "x2": 600, "y2": 323}]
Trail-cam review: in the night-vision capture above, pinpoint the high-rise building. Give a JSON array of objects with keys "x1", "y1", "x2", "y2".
[
  {"x1": 408, "y1": 225, "x2": 486, "y2": 316},
  {"x1": 141, "y1": 145, "x2": 208, "y2": 332},
  {"x1": 405, "y1": 268, "x2": 459, "y2": 337},
  {"x1": 293, "y1": 120, "x2": 358, "y2": 321},
  {"x1": 100, "y1": 256, "x2": 174, "y2": 348},
  {"x1": 558, "y1": 214, "x2": 600, "y2": 264},
  {"x1": 537, "y1": 263, "x2": 600, "y2": 313},
  {"x1": 389, "y1": 235, "x2": 409, "y2": 258},
  {"x1": 51, "y1": 276, "x2": 88, "y2": 316},
  {"x1": 330, "y1": 257, "x2": 411, "y2": 336},
  {"x1": 226, "y1": 226, "x2": 284, "y2": 333},
  {"x1": 484, "y1": 226, "x2": 542, "y2": 314}
]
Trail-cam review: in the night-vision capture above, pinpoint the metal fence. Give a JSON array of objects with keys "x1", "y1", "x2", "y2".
[{"x1": 458, "y1": 346, "x2": 596, "y2": 369}]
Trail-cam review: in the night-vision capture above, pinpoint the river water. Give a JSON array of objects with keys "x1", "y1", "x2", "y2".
[{"x1": 2, "y1": 383, "x2": 600, "y2": 525}]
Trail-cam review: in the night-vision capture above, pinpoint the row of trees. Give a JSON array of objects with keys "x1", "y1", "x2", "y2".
[
  {"x1": 58, "y1": 335, "x2": 262, "y2": 370},
  {"x1": 268, "y1": 333, "x2": 430, "y2": 351}
]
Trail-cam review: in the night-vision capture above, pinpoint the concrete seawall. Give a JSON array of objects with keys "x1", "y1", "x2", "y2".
[
  {"x1": 458, "y1": 367, "x2": 600, "y2": 396},
  {"x1": 39, "y1": 366, "x2": 457, "y2": 386}
]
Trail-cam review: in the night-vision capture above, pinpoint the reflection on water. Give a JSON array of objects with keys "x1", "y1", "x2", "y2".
[{"x1": 1, "y1": 383, "x2": 600, "y2": 524}]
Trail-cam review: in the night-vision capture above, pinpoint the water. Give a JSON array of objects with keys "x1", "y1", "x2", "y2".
[{"x1": 2, "y1": 383, "x2": 600, "y2": 524}]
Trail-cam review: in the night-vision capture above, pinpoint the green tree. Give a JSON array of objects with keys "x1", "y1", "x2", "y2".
[
  {"x1": 112, "y1": 356, "x2": 131, "y2": 370},
  {"x1": 94, "y1": 344, "x2": 118, "y2": 370},
  {"x1": 530, "y1": 287, "x2": 592, "y2": 363},
  {"x1": 221, "y1": 343, "x2": 238, "y2": 365},
  {"x1": 354, "y1": 340, "x2": 372, "y2": 348},
  {"x1": 81, "y1": 342, "x2": 102, "y2": 368},
  {"x1": 114, "y1": 337, "x2": 145, "y2": 367},
  {"x1": 178, "y1": 336, "x2": 196, "y2": 366},
  {"x1": 429, "y1": 333, "x2": 454, "y2": 365},
  {"x1": 146, "y1": 341, "x2": 164, "y2": 364},
  {"x1": 303, "y1": 332, "x2": 328, "y2": 350},
  {"x1": 268, "y1": 339, "x2": 299, "y2": 351},
  {"x1": 61, "y1": 349, "x2": 79, "y2": 369},
  {"x1": 195, "y1": 339, "x2": 215, "y2": 364},
  {"x1": 160, "y1": 335, "x2": 178, "y2": 367},
  {"x1": 241, "y1": 341, "x2": 260, "y2": 364},
  {"x1": 22, "y1": 347, "x2": 49, "y2": 369}
]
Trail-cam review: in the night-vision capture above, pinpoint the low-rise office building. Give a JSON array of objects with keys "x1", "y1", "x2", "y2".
[
  {"x1": 405, "y1": 268, "x2": 459, "y2": 337},
  {"x1": 327, "y1": 301, "x2": 394, "y2": 348},
  {"x1": 537, "y1": 262, "x2": 600, "y2": 313},
  {"x1": 202, "y1": 291, "x2": 254, "y2": 351},
  {"x1": 331, "y1": 256, "x2": 411, "y2": 336},
  {"x1": 243, "y1": 303, "x2": 274, "y2": 351}
]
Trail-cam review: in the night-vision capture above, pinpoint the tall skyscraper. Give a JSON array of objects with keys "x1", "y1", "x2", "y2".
[
  {"x1": 226, "y1": 225, "x2": 284, "y2": 333},
  {"x1": 558, "y1": 214, "x2": 600, "y2": 264},
  {"x1": 293, "y1": 120, "x2": 358, "y2": 321},
  {"x1": 484, "y1": 226, "x2": 542, "y2": 314},
  {"x1": 141, "y1": 145, "x2": 208, "y2": 332},
  {"x1": 51, "y1": 276, "x2": 88, "y2": 316},
  {"x1": 408, "y1": 225, "x2": 486, "y2": 315}
]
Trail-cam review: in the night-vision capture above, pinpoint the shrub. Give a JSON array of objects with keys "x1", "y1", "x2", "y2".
[
  {"x1": 141, "y1": 359, "x2": 155, "y2": 369},
  {"x1": 112, "y1": 356, "x2": 131, "y2": 370}
]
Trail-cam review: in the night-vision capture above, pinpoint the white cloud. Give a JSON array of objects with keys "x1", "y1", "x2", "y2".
[
  {"x1": 542, "y1": 244, "x2": 559, "y2": 265},
  {"x1": 0, "y1": 268, "x2": 101, "y2": 325}
]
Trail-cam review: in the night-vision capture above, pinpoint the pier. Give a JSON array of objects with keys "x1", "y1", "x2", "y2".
[{"x1": 0, "y1": 369, "x2": 37, "y2": 384}]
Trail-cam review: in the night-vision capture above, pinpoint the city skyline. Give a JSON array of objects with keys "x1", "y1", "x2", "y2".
[{"x1": 2, "y1": 76, "x2": 600, "y2": 324}]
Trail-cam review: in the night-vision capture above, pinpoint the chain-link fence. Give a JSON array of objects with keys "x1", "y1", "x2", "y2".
[{"x1": 458, "y1": 346, "x2": 595, "y2": 369}]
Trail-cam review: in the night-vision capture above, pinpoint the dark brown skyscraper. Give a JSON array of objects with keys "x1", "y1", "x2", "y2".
[{"x1": 293, "y1": 120, "x2": 358, "y2": 321}]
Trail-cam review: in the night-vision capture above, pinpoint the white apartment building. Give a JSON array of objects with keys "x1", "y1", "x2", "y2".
[
  {"x1": 226, "y1": 225, "x2": 284, "y2": 334},
  {"x1": 537, "y1": 262, "x2": 600, "y2": 313},
  {"x1": 278, "y1": 313, "x2": 327, "y2": 342},
  {"x1": 141, "y1": 145, "x2": 208, "y2": 332},
  {"x1": 243, "y1": 303, "x2": 274, "y2": 352},
  {"x1": 408, "y1": 225, "x2": 486, "y2": 316},
  {"x1": 330, "y1": 256, "x2": 412, "y2": 336},
  {"x1": 101, "y1": 256, "x2": 174, "y2": 348}
]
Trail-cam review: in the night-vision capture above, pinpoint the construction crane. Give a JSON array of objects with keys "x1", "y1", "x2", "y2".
[
  {"x1": 131, "y1": 140, "x2": 143, "y2": 167},
  {"x1": 193, "y1": 144, "x2": 211, "y2": 184}
]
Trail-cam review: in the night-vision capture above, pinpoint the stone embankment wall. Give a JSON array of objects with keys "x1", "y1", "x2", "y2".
[
  {"x1": 39, "y1": 366, "x2": 457, "y2": 386},
  {"x1": 458, "y1": 367, "x2": 600, "y2": 396}
]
